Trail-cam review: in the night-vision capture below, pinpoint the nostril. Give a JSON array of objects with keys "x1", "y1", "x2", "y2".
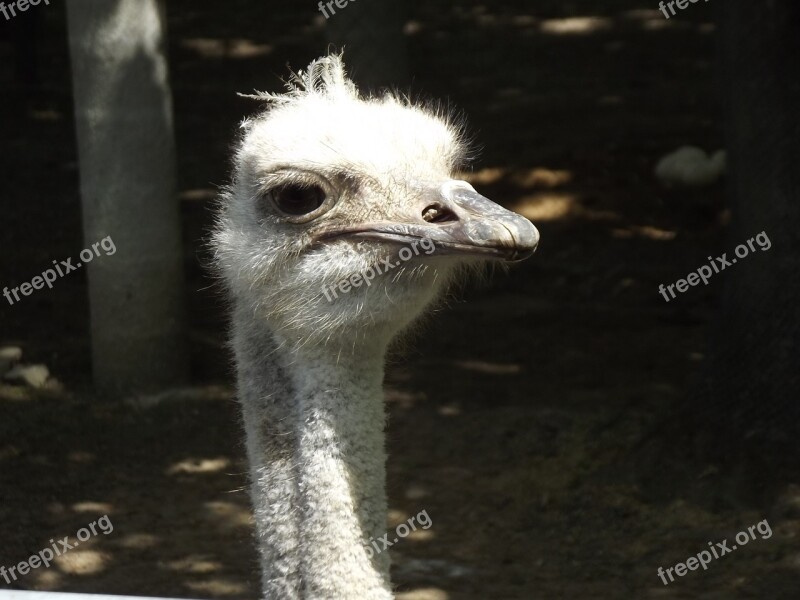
[{"x1": 422, "y1": 204, "x2": 458, "y2": 224}]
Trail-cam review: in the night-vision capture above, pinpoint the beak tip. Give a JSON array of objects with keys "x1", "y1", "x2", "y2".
[{"x1": 506, "y1": 218, "x2": 539, "y2": 262}]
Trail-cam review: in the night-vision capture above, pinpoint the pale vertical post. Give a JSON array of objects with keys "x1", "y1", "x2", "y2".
[{"x1": 66, "y1": 0, "x2": 187, "y2": 395}]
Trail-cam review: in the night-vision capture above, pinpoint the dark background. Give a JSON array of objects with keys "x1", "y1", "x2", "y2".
[{"x1": 1, "y1": 1, "x2": 798, "y2": 599}]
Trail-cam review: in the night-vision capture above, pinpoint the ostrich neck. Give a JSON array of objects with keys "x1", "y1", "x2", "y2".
[{"x1": 233, "y1": 307, "x2": 393, "y2": 599}]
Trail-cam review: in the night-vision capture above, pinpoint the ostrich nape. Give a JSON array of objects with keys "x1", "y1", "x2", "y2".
[{"x1": 212, "y1": 54, "x2": 539, "y2": 599}]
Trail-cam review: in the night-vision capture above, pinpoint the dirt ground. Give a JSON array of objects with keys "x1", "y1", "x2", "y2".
[{"x1": 1, "y1": 1, "x2": 798, "y2": 599}]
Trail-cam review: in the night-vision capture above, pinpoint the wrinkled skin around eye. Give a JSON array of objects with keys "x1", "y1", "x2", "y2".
[{"x1": 270, "y1": 184, "x2": 326, "y2": 216}]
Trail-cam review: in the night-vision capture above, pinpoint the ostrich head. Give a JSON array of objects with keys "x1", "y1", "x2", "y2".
[{"x1": 214, "y1": 55, "x2": 539, "y2": 351}]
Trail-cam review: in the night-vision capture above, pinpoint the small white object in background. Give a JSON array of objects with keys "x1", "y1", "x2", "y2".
[
  {"x1": 0, "y1": 346, "x2": 23, "y2": 377},
  {"x1": 4, "y1": 364, "x2": 50, "y2": 388},
  {"x1": 655, "y1": 146, "x2": 727, "y2": 188}
]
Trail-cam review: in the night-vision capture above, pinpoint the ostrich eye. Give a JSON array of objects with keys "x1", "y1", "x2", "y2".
[{"x1": 270, "y1": 184, "x2": 326, "y2": 216}]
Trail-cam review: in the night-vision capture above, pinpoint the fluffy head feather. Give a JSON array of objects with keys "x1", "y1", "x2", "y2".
[{"x1": 212, "y1": 54, "x2": 485, "y2": 352}]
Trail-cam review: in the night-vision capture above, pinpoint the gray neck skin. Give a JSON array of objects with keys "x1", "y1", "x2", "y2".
[{"x1": 233, "y1": 304, "x2": 393, "y2": 599}]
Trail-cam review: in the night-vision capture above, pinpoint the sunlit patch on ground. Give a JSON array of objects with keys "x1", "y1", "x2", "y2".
[
  {"x1": 396, "y1": 588, "x2": 449, "y2": 600},
  {"x1": 31, "y1": 569, "x2": 62, "y2": 590},
  {"x1": 539, "y1": 16, "x2": 613, "y2": 35},
  {"x1": 461, "y1": 167, "x2": 573, "y2": 190},
  {"x1": 67, "y1": 451, "x2": 97, "y2": 463},
  {"x1": 117, "y1": 533, "x2": 161, "y2": 549},
  {"x1": 181, "y1": 38, "x2": 272, "y2": 59},
  {"x1": 55, "y1": 550, "x2": 111, "y2": 576},
  {"x1": 184, "y1": 579, "x2": 249, "y2": 596},
  {"x1": 167, "y1": 457, "x2": 231, "y2": 475},
  {"x1": 167, "y1": 555, "x2": 224, "y2": 574},
  {"x1": 612, "y1": 225, "x2": 678, "y2": 240},
  {"x1": 510, "y1": 193, "x2": 577, "y2": 221},
  {"x1": 71, "y1": 501, "x2": 114, "y2": 513},
  {"x1": 203, "y1": 501, "x2": 254, "y2": 529},
  {"x1": 452, "y1": 360, "x2": 521, "y2": 375}
]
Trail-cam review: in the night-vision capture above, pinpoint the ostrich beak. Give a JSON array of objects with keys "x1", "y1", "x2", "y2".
[{"x1": 314, "y1": 181, "x2": 539, "y2": 262}]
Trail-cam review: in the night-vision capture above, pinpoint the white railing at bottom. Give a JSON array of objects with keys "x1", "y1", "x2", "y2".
[{"x1": 0, "y1": 593, "x2": 204, "y2": 600}]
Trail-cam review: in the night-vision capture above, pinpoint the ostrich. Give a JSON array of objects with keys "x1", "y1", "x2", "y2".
[{"x1": 212, "y1": 54, "x2": 539, "y2": 599}]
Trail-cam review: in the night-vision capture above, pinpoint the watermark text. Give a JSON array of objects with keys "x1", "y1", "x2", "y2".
[
  {"x1": 3, "y1": 235, "x2": 116, "y2": 307},
  {"x1": 0, "y1": 515, "x2": 114, "y2": 584},
  {"x1": 0, "y1": 0, "x2": 50, "y2": 21},
  {"x1": 659, "y1": 231, "x2": 771, "y2": 302},
  {"x1": 364, "y1": 509, "x2": 432, "y2": 558},
  {"x1": 322, "y1": 237, "x2": 434, "y2": 303},
  {"x1": 657, "y1": 518, "x2": 772, "y2": 585}
]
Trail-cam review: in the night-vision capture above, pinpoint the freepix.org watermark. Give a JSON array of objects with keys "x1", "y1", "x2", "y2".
[
  {"x1": 321, "y1": 237, "x2": 435, "y2": 303},
  {"x1": 657, "y1": 518, "x2": 772, "y2": 585},
  {"x1": 3, "y1": 235, "x2": 116, "y2": 306},
  {"x1": 0, "y1": 515, "x2": 114, "y2": 584},
  {"x1": 0, "y1": 0, "x2": 50, "y2": 21},
  {"x1": 317, "y1": 0, "x2": 357, "y2": 20},
  {"x1": 658, "y1": 231, "x2": 771, "y2": 303},
  {"x1": 364, "y1": 509, "x2": 432, "y2": 558},
  {"x1": 658, "y1": 0, "x2": 710, "y2": 20}
]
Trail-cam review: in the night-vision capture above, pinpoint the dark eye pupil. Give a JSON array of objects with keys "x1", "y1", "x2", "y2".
[{"x1": 271, "y1": 184, "x2": 325, "y2": 216}]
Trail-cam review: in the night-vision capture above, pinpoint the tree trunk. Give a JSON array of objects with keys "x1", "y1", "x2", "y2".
[{"x1": 66, "y1": 0, "x2": 187, "y2": 395}]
